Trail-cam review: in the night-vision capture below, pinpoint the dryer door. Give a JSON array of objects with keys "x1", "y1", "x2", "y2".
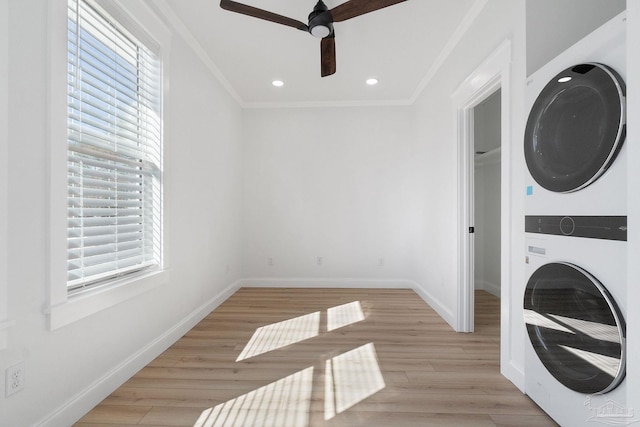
[
  {"x1": 524, "y1": 63, "x2": 626, "y2": 193},
  {"x1": 524, "y1": 262, "x2": 625, "y2": 394}
]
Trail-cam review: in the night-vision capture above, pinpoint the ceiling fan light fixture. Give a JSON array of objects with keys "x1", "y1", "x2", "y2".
[
  {"x1": 310, "y1": 24, "x2": 331, "y2": 38},
  {"x1": 308, "y1": 0, "x2": 333, "y2": 38}
]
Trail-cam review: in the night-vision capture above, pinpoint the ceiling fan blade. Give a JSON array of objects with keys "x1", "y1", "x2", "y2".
[
  {"x1": 329, "y1": 0, "x2": 407, "y2": 22},
  {"x1": 320, "y1": 35, "x2": 336, "y2": 77},
  {"x1": 220, "y1": 0, "x2": 309, "y2": 32}
]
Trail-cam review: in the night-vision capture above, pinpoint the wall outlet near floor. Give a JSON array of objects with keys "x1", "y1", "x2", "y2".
[
  {"x1": 317, "y1": 256, "x2": 323, "y2": 266},
  {"x1": 267, "y1": 257, "x2": 274, "y2": 267},
  {"x1": 5, "y1": 361, "x2": 25, "y2": 397}
]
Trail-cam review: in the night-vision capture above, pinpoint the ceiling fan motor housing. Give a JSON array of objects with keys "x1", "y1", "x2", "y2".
[{"x1": 308, "y1": 0, "x2": 333, "y2": 38}]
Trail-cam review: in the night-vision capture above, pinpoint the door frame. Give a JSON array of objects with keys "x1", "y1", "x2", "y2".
[{"x1": 453, "y1": 40, "x2": 512, "y2": 333}]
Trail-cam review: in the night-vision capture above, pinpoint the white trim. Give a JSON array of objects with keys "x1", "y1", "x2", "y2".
[
  {"x1": 504, "y1": 361, "x2": 525, "y2": 392},
  {"x1": 47, "y1": 0, "x2": 71, "y2": 313},
  {"x1": 240, "y1": 277, "x2": 414, "y2": 289},
  {"x1": 475, "y1": 279, "x2": 501, "y2": 298},
  {"x1": 94, "y1": 0, "x2": 171, "y2": 53},
  {"x1": 454, "y1": 101, "x2": 477, "y2": 333},
  {"x1": 47, "y1": 270, "x2": 171, "y2": 330},
  {"x1": 147, "y1": 0, "x2": 487, "y2": 109},
  {"x1": 453, "y1": 40, "x2": 510, "y2": 331},
  {"x1": 452, "y1": 39, "x2": 512, "y2": 349},
  {"x1": 36, "y1": 279, "x2": 242, "y2": 427},
  {"x1": 47, "y1": 0, "x2": 172, "y2": 330},
  {"x1": 0, "y1": 0, "x2": 9, "y2": 349},
  {"x1": 409, "y1": 0, "x2": 489, "y2": 105},
  {"x1": 410, "y1": 283, "x2": 456, "y2": 329},
  {"x1": 242, "y1": 99, "x2": 413, "y2": 110},
  {"x1": 148, "y1": 0, "x2": 243, "y2": 106}
]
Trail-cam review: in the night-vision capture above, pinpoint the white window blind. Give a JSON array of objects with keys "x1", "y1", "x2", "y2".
[{"x1": 67, "y1": 0, "x2": 162, "y2": 292}]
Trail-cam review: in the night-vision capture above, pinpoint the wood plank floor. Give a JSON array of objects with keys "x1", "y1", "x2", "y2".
[{"x1": 75, "y1": 288, "x2": 557, "y2": 427}]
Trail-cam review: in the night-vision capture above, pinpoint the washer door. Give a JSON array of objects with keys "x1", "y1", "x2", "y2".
[
  {"x1": 524, "y1": 262, "x2": 625, "y2": 394},
  {"x1": 524, "y1": 63, "x2": 626, "y2": 193}
]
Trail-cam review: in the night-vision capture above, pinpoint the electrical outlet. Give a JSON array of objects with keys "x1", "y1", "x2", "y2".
[
  {"x1": 317, "y1": 256, "x2": 323, "y2": 266},
  {"x1": 6, "y1": 361, "x2": 25, "y2": 397},
  {"x1": 268, "y1": 257, "x2": 274, "y2": 267}
]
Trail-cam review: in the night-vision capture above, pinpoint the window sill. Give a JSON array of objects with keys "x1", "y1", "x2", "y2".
[{"x1": 47, "y1": 269, "x2": 170, "y2": 330}]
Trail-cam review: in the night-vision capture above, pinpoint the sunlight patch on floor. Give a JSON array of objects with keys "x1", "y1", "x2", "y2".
[
  {"x1": 237, "y1": 301, "x2": 366, "y2": 361},
  {"x1": 194, "y1": 367, "x2": 314, "y2": 427},
  {"x1": 236, "y1": 312, "x2": 321, "y2": 361},
  {"x1": 324, "y1": 343, "x2": 386, "y2": 420},
  {"x1": 327, "y1": 301, "x2": 365, "y2": 332}
]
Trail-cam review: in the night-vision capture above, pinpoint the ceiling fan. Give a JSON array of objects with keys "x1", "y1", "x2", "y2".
[{"x1": 219, "y1": 0, "x2": 408, "y2": 77}]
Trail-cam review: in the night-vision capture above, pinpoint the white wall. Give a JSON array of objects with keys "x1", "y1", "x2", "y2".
[
  {"x1": 474, "y1": 155, "x2": 501, "y2": 295},
  {"x1": 241, "y1": 0, "x2": 526, "y2": 380},
  {"x1": 0, "y1": 1, "x2": 243, "y2": 425},
  {"x1": 526, "y1": 0, "x2": 626, "y2": 75},
  {"x1": 411, "y1": 0, "x2": 526, "y2": 337},
  {"x1": 240, "y1": 0, "x2": 527, "y2": 384},
  {"x1": 242, "y1": 107, "x2": 417, "y2": 283},
  {"x1": 0, "y1": 0, "x2": 10, "y2": 350}
]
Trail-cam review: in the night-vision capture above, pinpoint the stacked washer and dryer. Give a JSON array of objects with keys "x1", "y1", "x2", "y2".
[{"x1": 523, "y1": 13, "x2": 632, "y2": 427}]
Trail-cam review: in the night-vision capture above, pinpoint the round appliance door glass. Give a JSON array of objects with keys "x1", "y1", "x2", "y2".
[
  {"x1": 524, "y1": 63, "x2": 626, "y2": 193},
  {"x1": 524, "y1": 262, "x2": 625, "y2": 394}
]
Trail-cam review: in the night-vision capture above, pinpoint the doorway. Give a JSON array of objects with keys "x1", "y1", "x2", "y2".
[
  {"x1": 473, "y1": 90, "x2": 502, "y2": 333},
  {"x1": 473, "y1": 90, "x2": 501, "y2": 299},
  {"x1": 453, "y1": 40, "x2": 511, "y2": 336}
]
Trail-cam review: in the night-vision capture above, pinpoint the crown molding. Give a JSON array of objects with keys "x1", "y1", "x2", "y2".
[
  {"x1": 148, "y1": 0, "x2": 245, "y2": 107},
  {"x1": 408, "y1": 0, "x2": 489, "y2": 104},
  {"x1": 148, "y1": 0, "x2": 488, "y2": 109}
]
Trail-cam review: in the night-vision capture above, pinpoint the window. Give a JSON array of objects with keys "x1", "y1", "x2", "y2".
[{"x1": 66, "y1": 0, "x2": 162, "y2": 292}]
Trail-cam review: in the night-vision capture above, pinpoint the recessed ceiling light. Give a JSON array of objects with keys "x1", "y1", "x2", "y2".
[
  {"x1": 272, "y1": 80, "x2": 284, "y2": 87},
  {"x1": 366, "y1": 78, "x2": 378, "y2": 86}
]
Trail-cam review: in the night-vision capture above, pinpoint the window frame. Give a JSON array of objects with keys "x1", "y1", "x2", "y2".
[
  {"x1": 47, "y1": 0, "x2": 171, "y2": 330},
  {"x1": 66, "y1": 0, "x2": 163, "y2": 291}
]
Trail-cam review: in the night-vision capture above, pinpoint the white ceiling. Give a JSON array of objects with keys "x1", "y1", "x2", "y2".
[{"x1": 155, "y1": 0, "x2": 481, "y2": 107}]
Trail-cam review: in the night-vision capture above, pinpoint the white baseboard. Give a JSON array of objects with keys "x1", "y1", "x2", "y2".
[
  {"x1": 410, "y1": 283, "x2": 456, "y2": 329},
  {"x1": 502, "y1": 359, "x2": 525, "y2": 393},
  {"x1": 475, "y1": 279, "x2": 501, "y2": 298},
  {"x1": 36, "y1": 280, "x2": 242, "y2": 427},
  {"x1": 240, "y1": 277, "x2": 413, "y2": 289}
]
